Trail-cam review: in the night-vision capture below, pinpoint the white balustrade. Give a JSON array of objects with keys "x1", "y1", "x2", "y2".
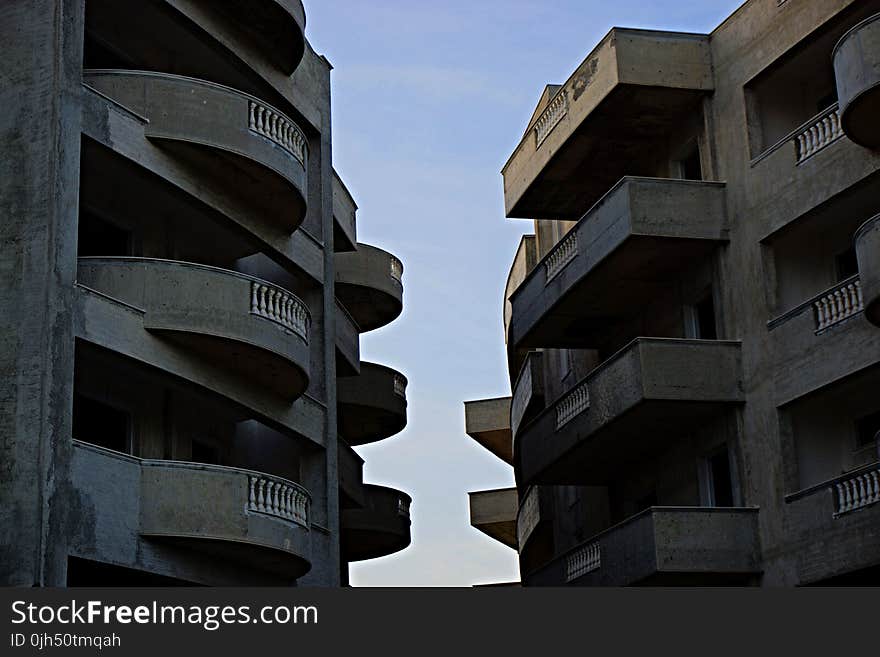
[
  {"x1": 544, "y1": 231, "x2": 578, "y2": 283},
  {"x1": 248, "y1": 100, "x2": 306, "y2": 165},
  {"x1": 248, "y1": 474, "x2": 310, "y2": 527},
  {"x1": 251, "y1": 282, "x2": 309, "y2": 340},
  {"x1": 393, "y1": 373, "x2": 407, "y2": 398},
  {"x1": 833, "y1": 465, "x2": 880, "y2": 516},
  {"x1": 794, "y1": 106, "x2": 843, "y2": 164},
  {"x1": 565, "y1": 542, "x2": 601, "y2": 582},
  {"x1": 556, "y1": 381, "x2": 590, "y2": 430},
  {"x1": 534, "y1": 90, "x2": 568, "y2": 147},
  {"x1": 813, "y1": 278, "x2": 863, "y2": 332},
  {"x1": 390, "y1": 256, "x2": 404, "y2": 285}
]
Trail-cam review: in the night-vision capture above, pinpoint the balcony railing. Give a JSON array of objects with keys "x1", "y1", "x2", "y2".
[
  {"x1": 251, "y1": 281, "x2": 310, "y2": 340},
  {"x1": 565, "y1": 542, "x2": 601, "y2": 582},
  {"x1": 794, "y1": 105, "x2": 843, "y2": 164},
  {"x1": 534, "y1": 90, "x2": 568, "y2": 147},
  {"x1": 517, "y1": 486, "x2": 541, "y2": 549},
  {"x1": 555, "y1": 381, "x2": 590, "y2": 430},
  {"x1": 393, "y1": 373, "x2": 408, "y2": 398},
  {"x1": 813, "y1": 275, "x2": 864, "y2": 332},
  {"x1": 833, "y1": 463, "x2": 880, "y2": 517},
  {"x1": 544, "y1": 230, "x2": 578, "y2": 283},
  {"x1": 390, "y1": 256, "x2": 404, "y2": 285},
  {"x1": 248, "y1": 100, "x2": 306, "y2": 165},
  {"x1": 248, "y1": 474, "x2": 310, "y2": 526},
  {"x1": 787, "y1": 462, "x2": 880, "y2": 518}
]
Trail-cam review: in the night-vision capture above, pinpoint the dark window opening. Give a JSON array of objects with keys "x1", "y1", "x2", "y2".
[
  {"x1": 835, "y1": 247, "x2": 859, "y2": 281},
  {"x1": 856, "y1": 411, "x2": 880, "y2": 448},
  {"x1": 191, "y1": 440, "x2": 221, "y2": 465},
  {"x1": 695, "y1": 293, "x2": 717, "y2": 340},
  {"x1": 679, "y1": 145, "x2": 703, "y2": 181},
  {"x1": 72, "y1": 394, "x2": 130, "y2": 453},
  {"x1": 78, "y1": 209, "x2": 131, "y2": 257},
  {"x1": 709, "y1": 449, "x2": 734, "y2": 507}
]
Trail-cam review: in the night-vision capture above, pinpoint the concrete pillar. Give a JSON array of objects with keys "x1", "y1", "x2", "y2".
[{"x1": 0, "y1": 0, "x2": 83, "y2": 586}]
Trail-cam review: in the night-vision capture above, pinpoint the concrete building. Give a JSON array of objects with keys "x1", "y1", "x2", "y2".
[
  {"x1": 466, "y1": 0, "x2": 880, "y2": 586},
  {"x1": 0, "y1": 0, "x2": 411, "y2": 586}
]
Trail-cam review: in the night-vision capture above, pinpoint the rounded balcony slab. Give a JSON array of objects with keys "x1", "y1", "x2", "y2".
[
  {"x1": 77, "y1": 257, "x2": 310, "y2": 399},
  {"x1": 83, "y1": 70, "x2": 308, "y2": 232},
  {"x1": 71, "y1": 441, "x2": 312, "y2": 579},
  {"x1": 335, "y1": 243, "x2": 403, "y2": 332},
  {"x1": 341, "y1": 485, "x2": 412, "y2": 562},
  {"x1": 337, "y1": 362, "x2": 407, "y2": 446},
  {"x1": 856, "y1": 214, "x2": 880, "y2": 326},
  {"x1": 834, "y1": 14, "x2": 880, "y2": 149}
]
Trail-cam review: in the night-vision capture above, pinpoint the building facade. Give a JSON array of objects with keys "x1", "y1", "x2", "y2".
[
  {"x1": 0, "y1": 0, "x2": 411, "y2": 586},
  {"x1": 467, "y1": 0, "x2": 880, "y2": 586}
]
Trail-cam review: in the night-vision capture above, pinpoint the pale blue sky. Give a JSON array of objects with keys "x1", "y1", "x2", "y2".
[{"x1": 304, "y1": 0, "x2": 745, "y2": 586}]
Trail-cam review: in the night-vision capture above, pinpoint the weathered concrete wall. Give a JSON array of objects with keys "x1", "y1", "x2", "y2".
[{"x1": 0, "y1": 0, "x2": 83, "y2": 586}]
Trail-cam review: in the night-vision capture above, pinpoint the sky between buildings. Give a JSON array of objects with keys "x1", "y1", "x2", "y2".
[{"x1": 304, "y1": 0, "x2": 746, "y2": 586}]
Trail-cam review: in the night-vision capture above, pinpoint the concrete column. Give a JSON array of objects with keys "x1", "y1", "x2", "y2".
[{"x1": 0, "y1": 0, "x2": 83, "y2": 586}]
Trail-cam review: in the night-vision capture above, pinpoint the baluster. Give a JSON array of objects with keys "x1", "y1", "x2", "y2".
[
  {"x1": 844, "y1": 480, "x2": 855, "y2": 513},
  {"x1": 258, "y1": 285, "x2": 267, "y2": 316},
  {"x1": 257, "y1": 479, "x2": 266, "y2": 512},
  {"x1": 249, "y1": 102, "x2": 256, "y2": 130},
  {"x1": 841, "y1": 286, "x2": 853, "y2": 318},
  {"x1": 869, "y1": 471, "x2": 880, "y2": 505},
  {"x1": 814, "y1": 301, "x2": 825, "y2": 330},
  {"x1": 281, "y1": 486, "x2": 290, "y2": 519},
  {"x1": 248, "y1": 476, "x2": 256, "y2": 510},
  {"x1": 855, "y1": 281, "x2": 864, "y2": 310},
  {"x1": 856, "y1": 475, "x2": 867, "y2": 510}
]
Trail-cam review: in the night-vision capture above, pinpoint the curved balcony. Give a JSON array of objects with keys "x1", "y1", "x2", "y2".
[
  {"x1": 856, "y1": 214, "x2": 880, "y2": 326},
  {"x1": 335, "y1": 244, "x2": 403, "y2": 332},
  {"x1": 515, "y1": 338, "x2": 743, "y2": 486},
  {"x1": 337, "y1": 362, "x2": 408, "y2": 446},
  {"x1": 71, "y1": 440, "x2": 312, "y2": 579},
  {"x1": 526, "y1": 507, "x2": 761, "y2": 586},
  {"x1": 502, "y1": 29, "x2": 713, "y2": 219},
  {"x1": 77, "y1": 257, "x2": 310, "y2": 398},
  {"x1": 834, "y1": 14, "x2": 880, "y2": 149},
  {"x1": 82, "y1": 70, "x2": 308, "y2": 232},
  {"x1": 341, "y1": 485, "x2": 412, "y2": 562},
  {"x1": 509, "y1": 178, "x2": 726, "y2": 350}
]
